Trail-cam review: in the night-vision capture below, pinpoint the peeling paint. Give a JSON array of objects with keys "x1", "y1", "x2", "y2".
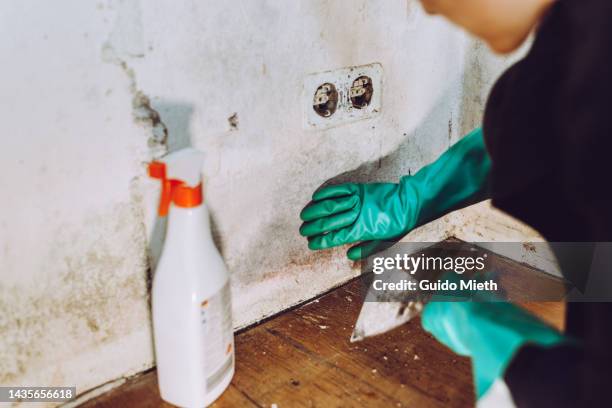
[
  {"x1": 100, "y1": 0, "x2": 167, "y2": 155},
  {"x1": 104, "y1": 0, "x2": 146, "y2": 59},
  {"x1": 101, "y1": 46, "x2": 167, "y2": 158},
  {"x1": 132, "y1": 91, "x2": 168, "y2": 148}
]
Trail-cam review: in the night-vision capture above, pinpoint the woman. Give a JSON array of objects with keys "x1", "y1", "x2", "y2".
[{"x1": 299, "y1": 0, "x2": 612, "y2": 405}]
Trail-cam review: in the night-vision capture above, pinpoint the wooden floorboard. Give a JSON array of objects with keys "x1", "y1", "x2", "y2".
[{"x1": 81, "y1": 245, "x2": 565, "y2": 408}]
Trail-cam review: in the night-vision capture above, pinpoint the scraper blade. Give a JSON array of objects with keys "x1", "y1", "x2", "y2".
[
  {"x1": 350, "y1": 267, "x2": 424, "y2": 342},
  {"x1": 351, "y1": 299, "x2": 423, "y2": 342}
]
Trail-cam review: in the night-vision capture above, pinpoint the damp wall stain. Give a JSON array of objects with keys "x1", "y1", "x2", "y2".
[{"x1": 0, "y1": 201, "x2": 152, "y2": 387}]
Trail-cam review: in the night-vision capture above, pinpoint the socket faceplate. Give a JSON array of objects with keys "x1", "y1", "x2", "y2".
[{"x1": 303, "y1": 63, "x2": 383, "y2": 130}]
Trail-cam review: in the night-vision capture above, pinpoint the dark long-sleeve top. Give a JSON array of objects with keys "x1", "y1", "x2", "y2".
[{"x1": 482, "y1": 0, "x2": 612, "y2": 406}]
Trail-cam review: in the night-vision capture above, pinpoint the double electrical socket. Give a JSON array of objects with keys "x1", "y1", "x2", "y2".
[{"x1": 303, "y1": 63, "x2": 383, "y2": 130}]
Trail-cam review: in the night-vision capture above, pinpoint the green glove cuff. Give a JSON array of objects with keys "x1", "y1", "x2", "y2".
[
  {"x1": 422, "y1": 293, "x2": 565, "y2": 398},
  {"x1": 300, "y1": 128, "x2": 491, "y2": 260},
  {"x1": 409, "y1": 127, "x2": 491, "y2": 226}
]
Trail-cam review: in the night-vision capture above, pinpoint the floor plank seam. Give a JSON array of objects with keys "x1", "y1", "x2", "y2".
[
  {"x1": 263, "y1": 326, "x2": 444, "y2": 406},
  {"x1": 232, "y1": 386, "x2": 264, "y2": 408}
]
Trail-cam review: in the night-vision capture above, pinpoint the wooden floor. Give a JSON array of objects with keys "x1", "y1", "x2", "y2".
[{"x1": 82, "y1": 249, "x2": 564, "y2": 408}]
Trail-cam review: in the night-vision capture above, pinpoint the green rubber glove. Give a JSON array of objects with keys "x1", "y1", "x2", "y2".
[
  {"x1": 422, "y1": 281, "x2": 566, "y2": 398},
  {"x1": 300, "y1": 128, "x2": 491, "y2": 260}
]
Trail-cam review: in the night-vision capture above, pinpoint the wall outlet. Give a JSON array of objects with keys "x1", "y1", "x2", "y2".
[{"x1": 303, "y1": 63, "x2": 383, "y2": 130}]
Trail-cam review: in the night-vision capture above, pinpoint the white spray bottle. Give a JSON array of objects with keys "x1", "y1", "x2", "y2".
[{"x1": 148, "y1": 148, "x2": 234, "y2": 407}]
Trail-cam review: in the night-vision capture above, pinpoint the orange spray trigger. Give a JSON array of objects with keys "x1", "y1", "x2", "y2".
[
  {"x1": 148, "y1": 161, "x2": 173, "y2": 217},
  {"x1": 148, "y1": 161, "x2": 203, "y2": 216},
  {"x1": 148, "y1": 161, "x2": 166, "y2": 180}
]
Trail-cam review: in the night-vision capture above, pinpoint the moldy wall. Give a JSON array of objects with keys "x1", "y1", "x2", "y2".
[{"x1": 0, "y1": 0, "x2": 529, "y2": 403}]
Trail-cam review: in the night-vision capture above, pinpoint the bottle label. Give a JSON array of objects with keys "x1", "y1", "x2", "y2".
[{"x1": 200, "y1": 282, "x2": 234, "y2": 392}]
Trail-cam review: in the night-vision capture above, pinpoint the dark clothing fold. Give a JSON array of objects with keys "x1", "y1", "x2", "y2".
[{"x1": 482, "y1": 0, "x2": 612, "y2": 405}]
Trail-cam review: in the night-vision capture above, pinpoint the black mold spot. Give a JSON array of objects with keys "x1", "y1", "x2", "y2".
[{"x1": 228, "y1": 113, "x2": 239, "y2": 131}]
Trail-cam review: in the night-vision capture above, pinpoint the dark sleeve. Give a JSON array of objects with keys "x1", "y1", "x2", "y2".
[
  {"x1": 482, "y1": 0, "x2": 612, "y2": 402},
  {"x1": 504, "y1": 303, "x2": 612, "y2": 407},
  {"x1": 483, "y1": 0, "x2": 612, "y2": 242},
  {"x1": 557, "y1": 0, "x2": 612, "y2": 240},
  {"x1": 504, "y1": 342, "x2": 612, "y2": 407},
  {"x1": 504, "y1": 344, "x2": 583, "y2": 407}
]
